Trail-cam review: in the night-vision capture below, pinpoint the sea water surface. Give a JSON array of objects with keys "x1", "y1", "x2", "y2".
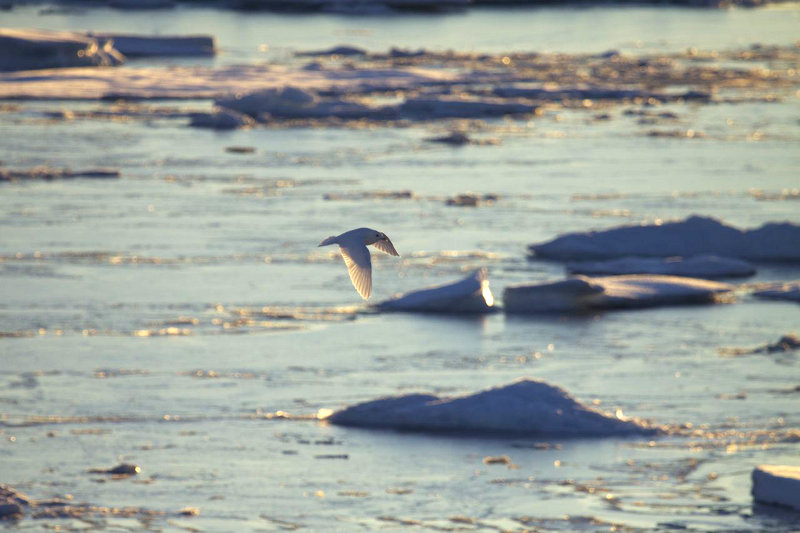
[{"x1": 1, "y1": 3, "x2": 800, "y2": 532}]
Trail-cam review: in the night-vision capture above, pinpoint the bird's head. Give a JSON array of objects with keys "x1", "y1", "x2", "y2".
[{"x1": 365, "y1": 230, "x2": 388, "y2": 245}]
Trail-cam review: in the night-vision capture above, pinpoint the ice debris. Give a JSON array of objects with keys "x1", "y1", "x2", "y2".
[
  {"x1": 445, "y1": 192, "x2": 499, "y2": 207},
  {"x1": 529, "y1": 216, "x2": 800, "y2": 262},
  {"x1": 503, "y1": 274, "x2": 732, "y2": 314},
  {"x1": 326, "y1": 378, "x2": 657, "y2": 437},
  {"x1": 567, "y1": 254, "x2": 756, "y2": 279},
  {"x1": 0, "y1": 167, "x2": 120, "y2": 182},
  {"x1": 752, "y1": 465, "x2": 800, "y2": 511},
  {"x1": 721, "y1": 333, "x2": 800, "y2": 357},
  {"x1": 375, "y1": 268, "x2": 495, "y2": 313}
]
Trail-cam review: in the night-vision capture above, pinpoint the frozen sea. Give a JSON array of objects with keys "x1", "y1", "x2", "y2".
[{"x1": 1, "y1": 3, "x2": 799, "y2": 531}]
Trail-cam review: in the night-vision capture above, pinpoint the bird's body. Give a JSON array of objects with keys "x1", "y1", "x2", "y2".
[{"x1": 319, "y1": 227, "x2": 399, "y2": 300}]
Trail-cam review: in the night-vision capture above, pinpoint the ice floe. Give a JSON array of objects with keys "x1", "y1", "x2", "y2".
[
  {"x1": 188, "y1": 107, "x2": 256, "y2": 130},
  {"x1": 0, "y1": 64, "x2": 456, "y2": 100},
  {"x1": 503, "y1": 274, "x2": 732, "y2": 314},
  {"x1": 326, "y1": 378, "x2": 656, "y2": 437},
  {"x1": 88, "y1": 33, "x2": 215, "y2": 57},
  {"x1": 751, "y1": 281, "x2": 800, "y2": 303},
  {"x1": 0, "y1": 28, "x2": 124, "y2": 71},
  {"x1": 216, "y1": 86, "x2": 397, "y2": 121},
  {"x1": 529, "y1": 216, "x2": 800, "y2": 262},
  {"x1": 752, "y1": 465, "x2": 800, "y2": 511},
  {"x1": 399, "y1": 96, "x2": 535, "y2": 119},
  {"x1": 567, "y1": 254, "x2": 756, "y2": 279},
  {"x1": 375, "y1": 268, "x2": 495, "y2": 313},
  {"x1": 0, "y1": 29, "x2": 216, "y2": 72}
]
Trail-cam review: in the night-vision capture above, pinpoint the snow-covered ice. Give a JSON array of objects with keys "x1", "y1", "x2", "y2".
[
  {"x1": 0, "y1": 64, "x2": 457, "y2": 100},
  {"x1": 326, "y1": 378, "x2": 656, "y2": 437},
  {"x1": 752, "y1": 465, "x2": 800, "y2": 511},
  {"x1": 529, "y1": 216, "x2": 800, "y2": 262},
  {"x1": 567, "y1": 254, "x2": 756, "y2": 279},
  {"x1": 503, "y1": 274, "x2": 732, "y2": 313},
  {"x1": 752, "y1": 281, "x2": 800, "y2": 303},
  {"x1": 216, "y1": 86, "x2": 397, "y2": 121},
  {"x1": 0, "y1": 29, "x2": 124, "y2": 71},
  {"x1": 89, "y1": 33, "x2": 215, "y2": 57},
  {"x1": 375, "y1": 268, "x2": 495, "y2": 313}
]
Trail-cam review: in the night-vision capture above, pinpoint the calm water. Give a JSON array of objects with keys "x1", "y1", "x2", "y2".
[{"x1": 1, "y1": 3, "x2": 800, "y2": 531}]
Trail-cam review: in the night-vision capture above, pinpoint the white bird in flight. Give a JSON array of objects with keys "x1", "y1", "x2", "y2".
[{"x1": 319, "y1": 227, "x2": 399, "y2": 300}]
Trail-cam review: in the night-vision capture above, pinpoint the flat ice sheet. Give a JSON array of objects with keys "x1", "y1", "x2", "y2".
[
  {"x1": 503, "y1": 274, "x2": 732, "y2": 313},
  {"x1": 567, "y1": 254, "x2": 756, "y2": 279}
]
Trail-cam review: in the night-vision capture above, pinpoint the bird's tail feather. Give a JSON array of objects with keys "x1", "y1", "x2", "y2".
[{"x1": 318, "y1": 236, "x2": 337, "y2": 247}]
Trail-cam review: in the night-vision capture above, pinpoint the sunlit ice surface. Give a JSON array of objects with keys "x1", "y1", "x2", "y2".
[{"x1": 1, "y1": 3, "x2": 800, "y2": 531}]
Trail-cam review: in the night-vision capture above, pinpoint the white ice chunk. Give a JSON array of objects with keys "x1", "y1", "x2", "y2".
[
  {"x1": 89, "y1": 33, "x2": 215, "y2": 57},
  {"x1": 567, "y1": 254, "x2": 755, "y2": 279},
  {"x1": 375, "y1": 268, "x2": 495, "y2": 313},
  {"x1": 503, "y1": 274, "x2": 732, "y2": 313},
  {"x1": 529, "y1": 216, "x2": 800, "y2": 262},
  {"x1": 0, "y1": 28, "x2": 124, "y2": 72},
  {"x1": 326, "y1": 378, "x2": 656, "y2": 437},
  {"x1": 752, "y1": 465, "x2": 800, "y2": 511},
  {"x1": 752, "y1": 281, "x2": 800, "y2": 303}
]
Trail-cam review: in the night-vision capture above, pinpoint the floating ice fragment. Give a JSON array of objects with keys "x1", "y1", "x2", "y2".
[
  {"x1": 425, "y1": 131, "x2": 471, "y2": 145},
  {"x1": 217, "y1": 86, "x2": 317, "y2": 117},
  {"x1": 400, "y1": 96, "x2": 535, "y2": 119},
  {"x1": 189, "y1": 108, "x2": 255, "y2": 130},
  {"x1": 0, "y1": 28, "x2": 124, "y2": 71},
  {"x1": 752, "y1": 281, "x2": 800, "y2": 303},
  {"x1": 752, "y1": 465, "x2": 800, "y2": 511},
  {"x1": 529, "y1": 216, "x2": 800, "y2": 262},
  {"x1": 504, "y1": 274, "x2": 732, "y2": 314},
  {"x1": 375, "y1": 268, "x2": 495, "y2": 313},
  {"x1": 89, "y1": 33, "x2": 215, "y2": 57},
  {"x1": 567, "y1": 254, "x2": 756, "y2": 279},
  {"x1": 296, "y1": 45, "x2": 367, "y2": 57},
  {"x1": 326, "y1": 379, "x2": 656, "y2": 437}
]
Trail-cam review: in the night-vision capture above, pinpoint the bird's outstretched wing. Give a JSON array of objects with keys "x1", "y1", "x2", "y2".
[
  {"x1": 339, "y1": 244, "x2": 372, "y2": 300},
  {"x1": 372, "y1": 237, "x2": 399, "y2": 257}
]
